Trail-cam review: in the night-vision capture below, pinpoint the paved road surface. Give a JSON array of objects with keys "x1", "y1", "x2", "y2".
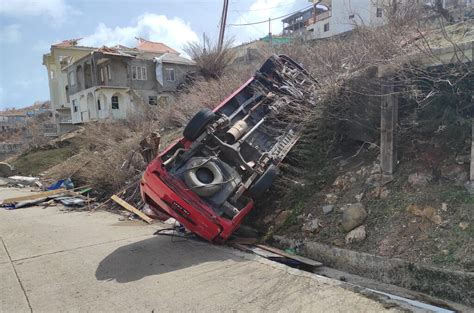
[{"x1": 0, "y1": 187, "x2": 400, "y2": 312}]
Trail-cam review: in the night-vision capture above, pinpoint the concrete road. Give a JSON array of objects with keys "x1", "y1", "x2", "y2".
[{"x1": 0, "y1": 188, "x2": 400, "y2": 313}]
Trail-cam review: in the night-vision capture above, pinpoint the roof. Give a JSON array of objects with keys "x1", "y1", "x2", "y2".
[
  {"x1": 136, "y1": 38, "x2": 179, "y2": 55},
  {"x1": 155, "y1": 53, "x2": 195, "y2": 65}
]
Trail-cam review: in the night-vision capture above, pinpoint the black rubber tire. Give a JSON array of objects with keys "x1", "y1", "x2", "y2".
[
  {"x1": 233, "y1": 225, "x2": 259, "y2": 238},
  {"x1": 183, "y1": 108, "x2": 216, "y2": 141},
  {"x1": 248, "y1": 164, "x2": 279, "y2": 198}
]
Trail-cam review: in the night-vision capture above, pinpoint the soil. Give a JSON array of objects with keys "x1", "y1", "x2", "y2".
[{"x1": 250, "y1": 132, "x2": 474, "y2": 272}]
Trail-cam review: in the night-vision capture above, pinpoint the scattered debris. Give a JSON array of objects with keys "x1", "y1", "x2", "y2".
[
  {"x1": 1, "y1": 189, "x2": 67, "y2": 205},
  {"x1": 441, "y1": 202, "x2": 448, "y2": 212},
  {"x1": 8, "y1": 175, "x2": 39, "y2": 186},
  {"x1": 274, "y1": 210, "x2": 291, "y2": 228},
  {"x1": 110, "y1": 195, "x2": 153, "y2": 224}
]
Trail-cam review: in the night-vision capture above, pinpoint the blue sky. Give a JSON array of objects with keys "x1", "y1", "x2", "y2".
[{"x1": 0, "y1": 0, "x2": 309, "y2": 109}]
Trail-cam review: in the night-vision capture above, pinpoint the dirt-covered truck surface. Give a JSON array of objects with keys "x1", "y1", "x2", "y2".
[{"x1": 140, "y1": 55, "x2": 318, "y2": 242}]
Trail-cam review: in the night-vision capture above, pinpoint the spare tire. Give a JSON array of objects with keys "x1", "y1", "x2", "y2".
[
  {"x1": 248, "y1": 164, "x2": 279, "y2": 198},
  {"x1": 184, "y1": 157, "x2": 223, "y2": 197},
  {"x1": 183, "y1": 108, "x2": 216, "y2": 141}
]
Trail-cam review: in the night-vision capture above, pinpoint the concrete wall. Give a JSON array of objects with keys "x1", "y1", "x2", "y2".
[
  {"x1": 43, "y1": 47, "x2": 93, "y2": 113},
  {"x1": 70, "y1": 87, "x2": 132, "y2": 124}
]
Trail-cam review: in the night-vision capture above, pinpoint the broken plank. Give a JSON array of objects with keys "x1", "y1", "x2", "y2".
[
  {"x1": 1, "y1": 189, "x2": 67, "y2": 204},
  {"x1": 255, "y1": 244, "x2": 323, "y2": 267},
  {"x1": 110, "y1": 195, "x2": 153, "y2": 224}
]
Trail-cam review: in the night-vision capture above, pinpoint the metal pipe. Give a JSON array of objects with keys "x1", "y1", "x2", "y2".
[{"x1": 238, "y1": 118, "x2": 265, "y2": 144}]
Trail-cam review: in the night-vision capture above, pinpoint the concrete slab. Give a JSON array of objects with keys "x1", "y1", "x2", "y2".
[
  {"x1": 0, "y1": 262, "x2": 30, "y2": 313},
  {"x1": 0, "y1": 205, "x2": 158, "y2": 261},
  {"x1": 0, "y1": 187, "x2": 400, "y2": 312},
  {"x1": 13, "y1": 236, "x2": 393, "y2": 313}
]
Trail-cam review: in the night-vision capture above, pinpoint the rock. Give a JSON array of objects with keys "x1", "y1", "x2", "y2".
[
  {"x1": 325, "y1": 193, "x2": 338, "y2": 204},
  {"x1": 408, "y1": 172, "x2": 433, "y2": 187},
  {"x1": 342, "y1": 203, "x2": 367, "y2": 232},
  {"x1": 302, "y1": 218, "x2": 321, "y2": 233},
  {"x1": 441, "y1": 164, "x2": 468, "y2": 185},
  {"x1": 274, "y1": 210, "x2": 290, "y2": 227},
  {"x1": 355, "y1": 192, "x2": 364, "y2": 202},
  {"x1": 379, "y1": 188, "x2": 390, "y2": 199},
  {"x1": 371, "y1": 163, "x2": 381, "y2": 174},
  {"x1": 441, "y1": 203, "x2": 448, "y2": 212},
  {"x1": 459, "y1": 222, "x2": 469, "y2": 230},
  {"x1": 407, "y1": 204, "x2": 443, "y2": 225},
  {"x1": 0, "y1": 162, "x2": 13, "y2": 177},
  {"x1": 332, "y1": 238, "x2": 345, "y2": 247},
  {"x1": 322, "y1": 204, "x2": 334, "y2": 214},
  {"x1": 345, "y1": 225, "x2": 366, "y2": 244}
]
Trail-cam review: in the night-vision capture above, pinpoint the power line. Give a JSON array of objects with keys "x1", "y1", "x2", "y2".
[
  {"x1": 227, "y1": 5, "x2": 312, "y2": 26},
  {"x1": 230, "y1": 3, "x2": 295, "y2": 13}
]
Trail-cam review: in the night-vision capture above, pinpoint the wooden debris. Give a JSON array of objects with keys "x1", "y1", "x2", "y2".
[
  {"x1": 1, "y1": 189, "x2": 67, "y2": 204},
  {"x1": 110, "y1": 195, "x2": 153, "y2": 224},
  {"x1": 255, "y1": 244, "x2": 323, "y2": 267}
]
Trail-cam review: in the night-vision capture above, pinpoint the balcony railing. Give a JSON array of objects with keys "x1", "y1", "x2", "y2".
[{"x1": 306, "y1": 10, "x2": 332, "y2": 25}]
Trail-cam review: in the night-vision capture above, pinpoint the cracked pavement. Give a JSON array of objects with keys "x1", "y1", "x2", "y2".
[{"x1": 0, "y1": 188, "x2": 401, "y2": 312}]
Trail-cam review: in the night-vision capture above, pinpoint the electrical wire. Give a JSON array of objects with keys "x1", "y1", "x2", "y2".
[
  {"x1": 230, "y1": 2, "x2": 295, "y2": 13},
  {"x1": 227, "y1": 5, "x2": 313, "y2": 26}
]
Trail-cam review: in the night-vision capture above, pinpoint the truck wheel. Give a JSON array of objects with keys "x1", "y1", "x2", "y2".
[
  {"x1": 248, "y1": 164, "x2": 279, "y2": 198},
  {"x1": 183, "y1": 108, "x2": 216, "y2": 141},
  {"x1": 184, "y1": 157, "x2": 223, "y2": 197}
]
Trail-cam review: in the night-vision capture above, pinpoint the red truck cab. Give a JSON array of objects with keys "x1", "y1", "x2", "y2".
[{"x1": 141, "y1": 55, "x2": 316, "y2": 242}]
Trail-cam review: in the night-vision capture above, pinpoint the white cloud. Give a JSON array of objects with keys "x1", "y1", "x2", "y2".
[
  {"x1": 0, "y1": 24, "x2": 21, "y2": 44},
  {"x1": 0, "y1": 0, "x2": 74, "y2": 22},
  {"x1": 81, "y1": 14, "x2": 199, "y2": 55},
  {"x1": 231, "y1": 0, "x2": 297, "y2": 42}
]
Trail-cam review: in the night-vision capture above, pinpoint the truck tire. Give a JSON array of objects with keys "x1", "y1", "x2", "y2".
[
  {"x1": 248, "y1": 164, "x2": 279, "y2": 198},
  {"x1": 183, "y1": 108, "x2": 216, "y2": 141},
  {"x1": 184, "y1": 157, "x2": 223, "y2": 197}
]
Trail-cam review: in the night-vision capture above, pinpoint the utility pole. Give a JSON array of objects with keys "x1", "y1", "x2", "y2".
[
  {"x1": 218, "y1": 0, "x2": 229, "y2": 51},
  {"x1": 268, "y1": 17, "x2": 273, "y2": 48}
]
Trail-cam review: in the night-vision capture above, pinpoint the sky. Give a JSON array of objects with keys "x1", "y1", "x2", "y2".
[{"x1": 0, "y1": 0, "x2": 310, "y2": 110}]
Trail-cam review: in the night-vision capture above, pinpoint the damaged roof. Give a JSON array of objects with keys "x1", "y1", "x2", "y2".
[
  {"x1": 154, "y1": 53, "x2": 195, "y2": 65},
  {"x1": 136, "y1": 37, "x2": 179, "y2": 55}
]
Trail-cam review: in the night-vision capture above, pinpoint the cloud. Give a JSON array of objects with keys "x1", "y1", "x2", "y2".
[
  {"x1": 0, "y1": 24, "x2": 21, "y2": 44},
  {"x1": 0, "y1": 0, "x2": 74, "y2": 22},
  {"x1": 231, "y1": 0, "x2": 297, "y2": 42},
  {"x1": 81, "y1": 14, "x2": 199, "y2": 55}
]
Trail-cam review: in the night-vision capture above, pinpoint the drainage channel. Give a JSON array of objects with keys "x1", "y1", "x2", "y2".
[{"x1": 232, "y1": 243, "x2": 462, "y2": 313}]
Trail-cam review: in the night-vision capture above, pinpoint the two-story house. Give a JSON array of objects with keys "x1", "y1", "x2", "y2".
[{"x1": 63, "y1": 41, "x2": 195, "y2": 124}]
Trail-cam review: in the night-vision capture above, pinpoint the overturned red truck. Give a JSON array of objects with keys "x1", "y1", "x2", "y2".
[{"x1": 140, "y1": 55, "x2": 317, "y2": 243}]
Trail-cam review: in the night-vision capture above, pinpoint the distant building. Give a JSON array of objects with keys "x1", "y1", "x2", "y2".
[{"x1": 63, "y1": 40, "x2": 195, "y2": 124}]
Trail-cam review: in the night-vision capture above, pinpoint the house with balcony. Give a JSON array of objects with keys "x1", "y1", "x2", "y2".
[{"x1": 63, "y1": 42, "x2": 195, "y2": 124}]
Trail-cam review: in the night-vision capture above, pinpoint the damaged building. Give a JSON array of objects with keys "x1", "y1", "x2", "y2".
[{"x1": 44, "y1": 38, "x2": 195, "y2": 125}]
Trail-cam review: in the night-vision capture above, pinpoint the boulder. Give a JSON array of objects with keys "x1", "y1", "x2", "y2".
[
  {"x1": 0, "y1": 162, "x2": 13, "y2": 177},
  {"x1": 408, "y1": 172, "x2": 433, "y2": 187},
  {"x1": 345, "y1": 225, "x2": 366, "y2": 244},
  {"x1": 342, "y1": 203, "x2": 367, "y2": 232}
]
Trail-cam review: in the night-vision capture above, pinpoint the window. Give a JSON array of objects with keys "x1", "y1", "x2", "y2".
[
  {"x1": 100, "y1": 67, "x2": 105, "y2": 82},
  {"x1": 111, "y1": 96, "x2": 119, "y2": 109},
  {"x1": 107, "y1": 64, "x2": 111, "y2": 80},
  {"x1": 349, "y1": 14, "x2": 355, "y2": 19},
  {"x1": 165, "y1": 68, "x2": 175, "y2": 82},
  {"x1": 69, "y1": 72, "x2": 75, "y2": 86},
  {"x1": 72, "y1": 100, "x2": 78, "y2": 112},
  {"x1": 132, "y1": 66, "x2": 147, "y2": 80},
  {"x1": 376, "y1": 8, "x2": 383, "y2": 17},
  {"x1": 97, "y1": 99, "x2": 101, "y2": 111},
  {"x1": 148, "y1": 96, "x2": 157, "y2": 105},
  {"x1": 324, "y1": 23, "x2": 330, "y2": 32}
]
